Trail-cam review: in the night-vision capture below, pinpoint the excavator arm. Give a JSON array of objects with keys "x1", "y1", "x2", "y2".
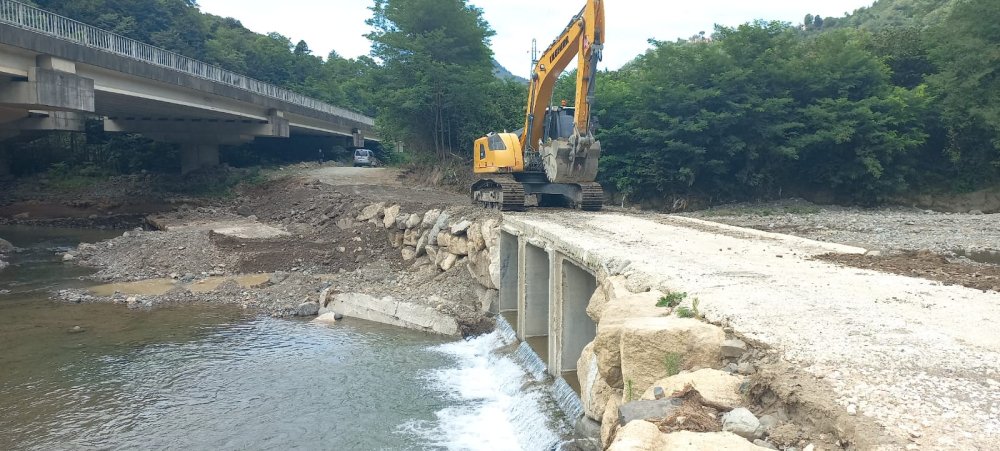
[{"x1": 522, "y1": 0, "x2": 605, "y2": 154}]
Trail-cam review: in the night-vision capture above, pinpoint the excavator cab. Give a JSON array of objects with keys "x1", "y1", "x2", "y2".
[
  {"x1": 473, "y1": 132, "x2": 523, "y2": 173},
  {"x1": 543, "y1": 107, "x2": 576, "y2": 141}
]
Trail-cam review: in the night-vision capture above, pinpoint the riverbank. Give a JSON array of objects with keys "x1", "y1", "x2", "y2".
[
  {"x1": 48, "y1": 166, "x2": 495, "y2": 336},
  {"x1": 6, "y1": 164, "x2": 997, "y2": 450}
]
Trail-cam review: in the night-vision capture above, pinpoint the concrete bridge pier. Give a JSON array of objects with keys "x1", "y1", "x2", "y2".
[{"x1": 180, "y1": 143, "x2": 221, "y2": 174}]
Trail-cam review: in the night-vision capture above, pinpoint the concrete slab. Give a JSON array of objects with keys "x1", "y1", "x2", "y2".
[{"x1": 158, "y1": 219, "x2": 290, "y2": 239}]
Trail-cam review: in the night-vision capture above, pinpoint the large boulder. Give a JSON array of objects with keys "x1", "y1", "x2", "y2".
[
  {"x1": 428, "y1": 212, "x2": 450, "y2": 246},
  {"x1": 449, "y1": 236, "x2": 470, "y2": 256},
  {"x1": 401, "y1": 246, "x2": 417, "y2": 261},
  {"x1": 578, "y1": 342, "x2": 620, "y2": 421},
  {"x1": 467, "y1": 224, "x2": 486, "y2": 251},
  {"x1": 357, "y1": 202, "x2": 385, "y2": 222},
  {"x1": 723, "y1": 408, "x2": 762, "y2": 440},
  {"x1": 0, "y1": 238, "x2": 13, "y2": 253},
  {"x1": 313, "y1": 312, "x2": 339, "y2": 325},
  {"x1": 421, "y1": 209, "x2": 441, "y2": 228},
  {"x1": 0, "y1": 258, "x2": 7, "y2": 271},
  {"x1": 594, "y1": 291, "x2": 671, "y2": 389},
  {"x1": 403, "y1": 229, "x2": 419, "y2": 246},
  {"x1": 295, "y1": 301, "x2": 320, "y2": 317},
  {"x1": 425, "y1": 245, "x2": 440, "y2": 263},
  {"x1": 607, "y1": 420, "x2": 666, "y2": 451},
  {"x1": 382, "y1": 205, "x2": 400, "y2": 229},
  {"x1": 440, "y1": 253, "x2": 459, "y2": 271},
  {"x1": 437, "y1": 231, "x2": 451, "y2": 248},
  {"x1": 586, "y1": 285, "x2": 611, "y2": 322},
  {"x1": 467, "y1": 249, "x2": 495, "y2": 289},
  {"x1": 662, "y1": 431, "x2": 772, "y2": 450},
  {"x1": 415, "y1": 230, "x2": 431, "y2": 257},
  {"x1": 405, "y1": 213, "x2": 422, "y2": 229},
  {"x1": 619, "y1": 317, "x2": 725, "y2": 395},
  {"x1": 618, "y1": 398, "x2": 684, "y2": 425},
  {"x1": 601, "y1": 396, "x2": 623, "y2": 449},
  {"x1": 480, "y1": 219, "x2": 499, "y2": 249},
  {"x1": 640, "y1": 369, "x2": 745, "y2": 410},
  {"x1": 450, "y1": 220, "x2": 473, "y2": 235}
]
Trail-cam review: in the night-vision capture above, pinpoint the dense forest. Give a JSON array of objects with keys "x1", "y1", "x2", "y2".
[{"x1": 3, "y1": 0, "x2": 999, "y2": 206}]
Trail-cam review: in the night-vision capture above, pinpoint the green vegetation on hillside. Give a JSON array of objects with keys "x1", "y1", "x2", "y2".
[{"x1": 2, "y1": 0, "x2": 997, "y2": 208}]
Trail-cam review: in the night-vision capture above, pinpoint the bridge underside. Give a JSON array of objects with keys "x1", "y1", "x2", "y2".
[{"x1": 0, "y1": 26, "x2": 377, "y2": 173}]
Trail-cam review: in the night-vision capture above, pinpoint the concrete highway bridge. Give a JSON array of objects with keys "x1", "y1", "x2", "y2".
[{"x1": 0, "y1": 0, "x2": 377, "y2": 173}]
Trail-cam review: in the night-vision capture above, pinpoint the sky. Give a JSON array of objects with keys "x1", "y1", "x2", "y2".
[{"x1": 196, "y1": 0, "x2": 877, "y2": 77}]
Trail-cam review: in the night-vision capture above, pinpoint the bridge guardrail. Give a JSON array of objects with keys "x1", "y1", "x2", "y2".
[{"x1": 0, "y1": 0, "x2": 374, "y2": 126}]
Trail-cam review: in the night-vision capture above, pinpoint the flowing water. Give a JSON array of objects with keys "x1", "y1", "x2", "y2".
[{"x1": 0, "y1": 225, "x2": 578, "y2": 450}]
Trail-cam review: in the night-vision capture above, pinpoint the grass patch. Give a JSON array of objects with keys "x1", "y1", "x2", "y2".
[
  {"x1": 656, "y1": 291, "x2": 688, "y2": 308},
  {"x1": 43, "y1": 163, "x2": 112, "y2": 192},
  {"x1": 173, "y1": 167, "x2": 269, "y2": 198},
  {"x1": 663, "y1": 353, "x2": 682, "y2": 377},
  {"x1": 625, "y1": 379, "x2": 636, "y2": 402},
  {"x1": 676, "y1": 298, "x2": 702, "y2": 319}
]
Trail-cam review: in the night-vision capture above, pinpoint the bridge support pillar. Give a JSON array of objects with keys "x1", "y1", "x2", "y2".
[
  {"x1": 497, "y1": 231, "x2": 519, "y2": 317},
  {"x1": 181, "y1": 143, "x2": 220, "y2": 174}
]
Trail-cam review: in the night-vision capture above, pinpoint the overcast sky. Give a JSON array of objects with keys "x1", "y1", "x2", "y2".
[{"x1": 196, "y1": 0, "x2": 876, "y2": 77}]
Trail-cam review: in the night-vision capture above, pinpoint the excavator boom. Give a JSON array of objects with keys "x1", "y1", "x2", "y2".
[{"x1": 522, "y1": 0, "x2": 605, "y2": 154}]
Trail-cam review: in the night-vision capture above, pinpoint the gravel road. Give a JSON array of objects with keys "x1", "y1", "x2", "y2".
[{"x1": 683, "y1": 200, "x2": 999, "y2": 256}]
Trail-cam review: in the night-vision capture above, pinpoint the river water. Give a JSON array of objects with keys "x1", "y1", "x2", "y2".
[{"x1": 0, "y1": 226, "x2": 574, "y2": 450}]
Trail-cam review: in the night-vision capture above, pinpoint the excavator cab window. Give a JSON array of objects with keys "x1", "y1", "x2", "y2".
[
  {"x1": 544, "y1": 107, "x2": 576, "y2": 141},
  {"x1": 487, "y1": 134, "x2": 507, "y2": 151}
]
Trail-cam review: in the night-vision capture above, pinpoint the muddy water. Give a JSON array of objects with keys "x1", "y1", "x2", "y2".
[{"x1": 0, "y1": 226, "x2": 574, "y2": 450}]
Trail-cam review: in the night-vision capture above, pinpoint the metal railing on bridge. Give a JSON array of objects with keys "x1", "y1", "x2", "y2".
[{"x1": 0, "y1": 0, "x2": 373, "y2": 126}]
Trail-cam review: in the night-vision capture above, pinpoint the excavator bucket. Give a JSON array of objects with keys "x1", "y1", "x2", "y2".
[{"x1": 540, "y1": 139, "x2": 602, "y2": 184}]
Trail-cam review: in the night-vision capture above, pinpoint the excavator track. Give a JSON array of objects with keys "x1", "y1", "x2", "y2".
[
  {"x1": 471, "y1": 176, "x2": 526, "y2": 211},
  {"x1": 577, "y1": 182, "x2": 604, "y2": 211}
]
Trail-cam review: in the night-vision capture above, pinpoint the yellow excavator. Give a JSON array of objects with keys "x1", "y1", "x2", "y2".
[{"x1": 471, "y1": 0, "x2": 605, "y2": 211}]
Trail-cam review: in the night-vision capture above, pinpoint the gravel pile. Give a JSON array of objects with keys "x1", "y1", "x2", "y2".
[{"x1": 684, "y1": 200, "x2": 999, "y2": 255}]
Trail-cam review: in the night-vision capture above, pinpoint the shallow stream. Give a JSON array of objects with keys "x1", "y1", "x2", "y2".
[{"x1": 0, "y1": 225, "x2": 574, "y2": 450}]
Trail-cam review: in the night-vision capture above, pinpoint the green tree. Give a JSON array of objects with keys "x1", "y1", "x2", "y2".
[
  {"x1": 366, "y1": 0, "x2": 497, "y2": 158},
  {"x1": 927, "y1": 0, "x2": 1000, "y2": 186}
]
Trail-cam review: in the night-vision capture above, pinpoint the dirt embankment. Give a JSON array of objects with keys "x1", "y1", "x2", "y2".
[{"x1": 52, "y1": 165, "x2": 495, "y2": 335}]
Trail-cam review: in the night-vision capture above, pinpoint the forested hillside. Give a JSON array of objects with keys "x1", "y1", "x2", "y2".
[
  {"x1": 593, "y1": 0, "x2": 999, "y2": 204},
  {"x1": 3, "y1": 0, "x2": 998, "y2": 207},
  {"x1": 834, "y1": 0, "x2": 956, "y2": 30}
]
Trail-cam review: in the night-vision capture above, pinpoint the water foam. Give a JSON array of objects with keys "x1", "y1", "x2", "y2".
[{"x1": 403, "y1": 325, "x2": 568, "y2": 451}]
